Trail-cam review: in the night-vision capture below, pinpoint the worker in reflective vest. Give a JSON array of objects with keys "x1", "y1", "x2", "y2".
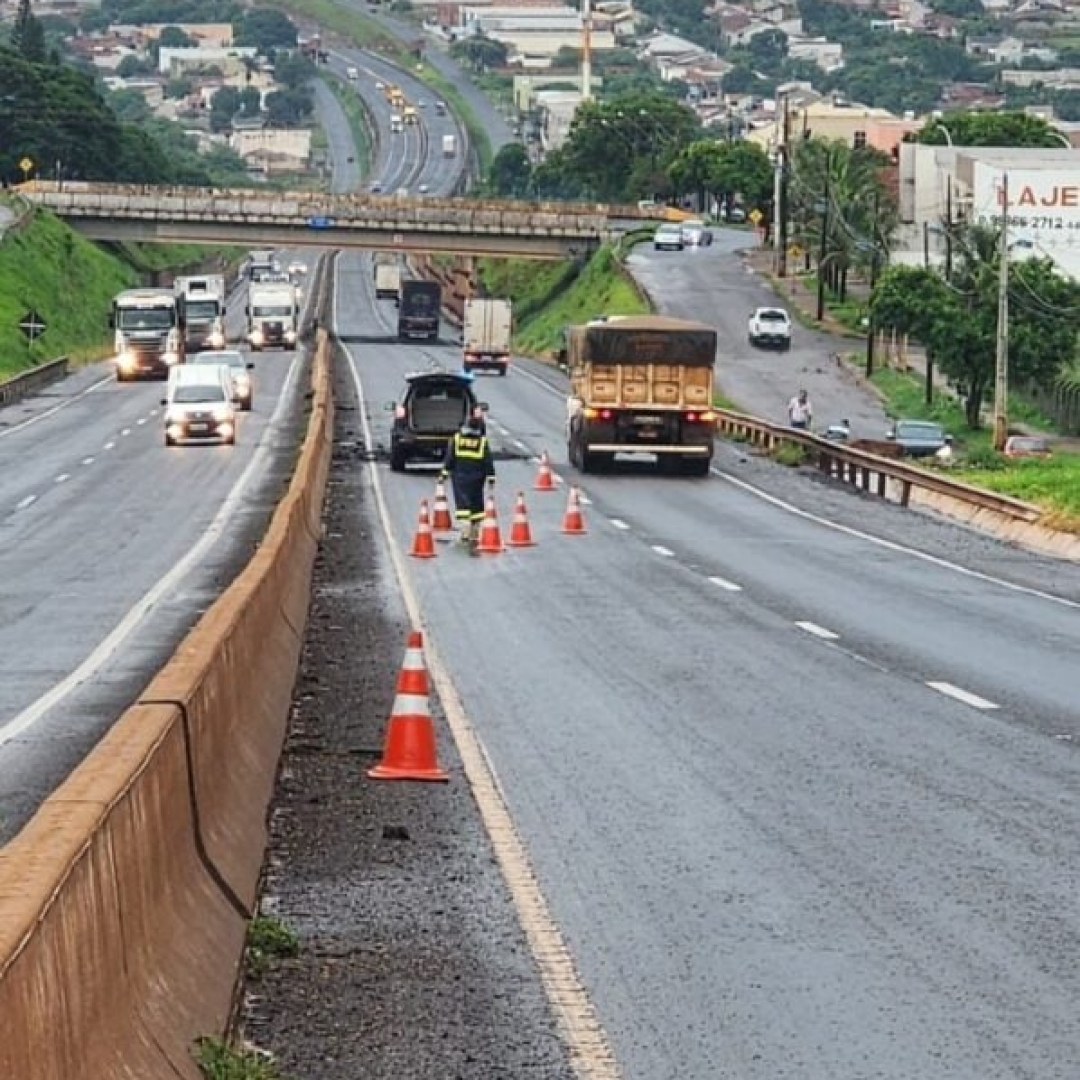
[{"x1": 440, "y1": 414, "x2": 495, "y2": 549}]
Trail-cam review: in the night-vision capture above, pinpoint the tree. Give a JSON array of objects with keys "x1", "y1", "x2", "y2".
[
  {"x1": 917, "y1": 110, "x2": 1068, "y2": 148},
  {"x1": 551, "y1": 45, "x2": 580, "y2": 70},
  {"x1": 234, "y1": 9, "x2": 297, "y2": 53},
  {"x1": 116, "y1": 54, "x2": 154, "y2": 78},
  {"x1": 11, "y1": 0, "x2": 47, "y2": 63},
  {"x1": 157, "y1": 25, "x2": 193, "y2": 49},
  {"x1": 747, "y1": 28, "x2": 788, "y2": 70},
  {"x1": 449, "y1": 33, "x2": 508, "y2": 73},
  {"x1": 265, "y1": 86, "x2": 313, "y2": 126},
  {"x1": 486, "y1": 142, "x2": 533, "y2": 198},
  {"x1": 871, "y1": 234, "x2": 1080, "y2": 427},
  {"x1": 209, "y1": 85, "x2": 242, "y2": 132},
  {"x1": 667, "y1": 138, "x2": 772, "y2": 213},
  {"x1": 273, "y1": 49, "x2": 315, "y2": 89}
]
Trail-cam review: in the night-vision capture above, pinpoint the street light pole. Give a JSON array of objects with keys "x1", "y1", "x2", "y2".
[
  {"x1": 993, "y1": 171, "x2": 1010, "y2": 450},
  {"x1": 865, "y1": 188, "x2": 881, "y2": 377},
  {"x1": 816, "y1": 167, "x2": 831, "y2": 322}
]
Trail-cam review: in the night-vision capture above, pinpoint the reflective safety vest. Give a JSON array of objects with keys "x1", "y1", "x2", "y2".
[{"x1": 453, "y1": 432, "x2": 487, "y2": 461}]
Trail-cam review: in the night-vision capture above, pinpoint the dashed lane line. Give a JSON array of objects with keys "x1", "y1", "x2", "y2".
[
  {"x1": 708, "y1": 575, "x2": 742, "y2": 592},
  {"x1": 796, "y1": 620, "x2": 839, "y2": 641},
  {"x1": 121, "y1": 428, "x2": 131, "y2": 437},
  {"x1": 104, "y1": 441, "x2": 116, "y2": 450},
  {"x1": 652, "y1": 544, "x2": 675, "y2": 558},
  {"x1": 82, "y1": 457, "x2": 94, "y2": 466},
  {"x1": 610, "y1": 519, "x2": 630, "y2": 530},
  {"x1": 927, "y1": 681, "x2": 999, "y2": 711},
  {"x1": 16, "y1": 495, "x2": 36, "y2": 510},
  {"x1": 54, "y1": 474, "x2": 69, "y2": 484},
  {"x1": 0, "y1": 373, "x2": 114, "y2": 441}
]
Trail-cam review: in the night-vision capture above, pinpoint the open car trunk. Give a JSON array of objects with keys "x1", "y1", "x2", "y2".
[{"x1": 408, "y1": 384, "x2": 470, "y2": 433}]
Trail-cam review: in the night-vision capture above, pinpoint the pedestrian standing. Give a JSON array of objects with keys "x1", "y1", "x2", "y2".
[{"x1": 787, "y1": 389, "x2": 813, "y2": 430}]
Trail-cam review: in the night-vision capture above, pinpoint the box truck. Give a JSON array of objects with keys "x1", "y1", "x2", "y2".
[{"x1": 462, "y1": 297, "x2": 512, "y2": 375}]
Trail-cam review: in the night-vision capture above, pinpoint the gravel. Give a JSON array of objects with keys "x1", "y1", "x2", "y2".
[{"x1": 238, "y1": 358, "x2": 577, "y2": 1080}]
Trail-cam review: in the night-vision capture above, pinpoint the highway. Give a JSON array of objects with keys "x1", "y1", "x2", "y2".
[{"x1": 327, "y1": 244, "x2": 1080, "y2": 1078}]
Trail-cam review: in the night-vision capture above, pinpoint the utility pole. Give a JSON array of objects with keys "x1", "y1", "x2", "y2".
[
  {"x1": 865, "y1": 187, "x2": 880, "y2": 377},
  {"x1": 815, "y1": 165, "x2": 831, "y2": 322},
  {"x1": 993, "y1": 172, "x2": 1010, "y2": 451},
  {"x1": 944, "y1": 182, "x2": 953, "y2": 282},
  {"x1": 774, "y1": 94, "x2": 791, "y2": 277}
]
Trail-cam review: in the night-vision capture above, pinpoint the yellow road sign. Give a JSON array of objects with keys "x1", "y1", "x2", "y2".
[
  {"x1": 788, "y1": 244, "x2": 804, "y2": 259},
  {"x1": 18, "y1": 157, "x2": 33, "y2": 177},
  {"x1": 748, "y1": 208, "x2": 763, "y2": 225}
]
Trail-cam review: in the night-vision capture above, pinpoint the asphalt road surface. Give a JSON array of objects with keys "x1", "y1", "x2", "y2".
[
  {"x1": 629, "y1": 231, "x2": 891, "y2": 439},
  {"x1": 248, "y1": 247, "x2": 1080, "y2": 1078}
]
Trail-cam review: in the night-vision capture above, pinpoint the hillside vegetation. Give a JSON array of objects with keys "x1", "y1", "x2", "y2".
[
  {"x1": 479, "y1": 246, "x2": 650, "y2": 357},
  {"x1": 0, "y1": 210, "x2": 138, "y2": 376}
]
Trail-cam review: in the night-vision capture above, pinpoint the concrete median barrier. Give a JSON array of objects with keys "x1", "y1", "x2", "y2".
[{"x1": 0, "y1": 330, "x2": 333, "y2": 1077}]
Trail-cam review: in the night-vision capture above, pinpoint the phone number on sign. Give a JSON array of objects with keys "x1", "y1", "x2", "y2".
[{"x1": 977, "y1": 214, "x2": 1080, "y2": 231}]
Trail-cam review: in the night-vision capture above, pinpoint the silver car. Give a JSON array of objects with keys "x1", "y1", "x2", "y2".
[{"x1": 189, "y1": 349, "x2": 255, "y2": 411}]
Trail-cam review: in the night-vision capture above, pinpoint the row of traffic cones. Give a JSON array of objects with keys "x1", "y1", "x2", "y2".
[{"x1": 410, "y1": 485, "x2": 586, "y2": 558}]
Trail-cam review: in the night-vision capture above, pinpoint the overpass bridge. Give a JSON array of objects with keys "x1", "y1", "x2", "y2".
[{"x1": 17, "y1": 182, "x2": 659, "y2": 259}]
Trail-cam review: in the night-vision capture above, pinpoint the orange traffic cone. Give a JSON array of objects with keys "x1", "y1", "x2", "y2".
[
  {"x1": 475, "y1": 495, "x2": 505, "y2": 554},
  {"x1": 432, "y1": 479, "x2": 453, "y2": 532},
  {"x1": 368, "y1": 631, "x2": 448, "y2": 782},
  {"x1": 561, "y1": 485, "x2": 587, "y2": 535},
  {"x1": 533, "y1": 451, "x2": 557, "y2": 491},
  {"x1": 409, "y1": 499, "x2": 437, "y2": 558},
  {"x1": 507, "y1": 491, "x2": 537, "y2": 547}
]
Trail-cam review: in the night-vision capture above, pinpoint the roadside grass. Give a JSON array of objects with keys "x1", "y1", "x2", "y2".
[
  {"x1": 481, "y1": 246, "x2": 650, "y2": 358},
  {"x1": 194, "y1": 1037, "x2": 284, "y2": 1080},
  {"x1": 246, "y1": 914, "x2": 300, "y2": 979},
  {"x1": 324, "y1": 74, "x2": 374, "y2": 178},
  {"x1": 803, "y1": 273, "x2": 868, "y2": 333}
]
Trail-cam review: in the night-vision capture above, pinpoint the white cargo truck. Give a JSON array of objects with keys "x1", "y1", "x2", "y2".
[
  {"x1": 247, "y1": 279, "x2": 298, "y2": 350},
  {"x1": 462, "y1": 297, "x2": 512, "y2": 375},
  {"x1": 442, "y1": 133, "x2": 457, "y2": 157},
  {"x1": 110, "y1": 288, "x2": 184, "y2": 381},
  {"x1": 374, "y1": 263, "x2": 402, "y2": 302},
  {"x1": 175, "y1": 274, "x2": 227, "y2": 353}
]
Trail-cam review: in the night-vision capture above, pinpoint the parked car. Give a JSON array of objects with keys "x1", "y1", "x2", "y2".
[
  {"x1": 1003, "y1": 434, "x2": 1052, "y2": 459},
  {"x1": 886, "y1": 419, "x2": 952, "y2": 458},
  {"x1": 747, "y1": 307, "x2": 792, "y2": 350},
  {"x1": 680, "y1": 219, "x2": 714, "y2": 246},
  {"x1": 388, "y1": 371, "x2": 487, "y2": 472},
  {"x1": 653, "y1": 223, "x2": 685, "y2": 251}
]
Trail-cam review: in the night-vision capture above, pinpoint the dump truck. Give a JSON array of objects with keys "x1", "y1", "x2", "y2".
[
  {"x1": 110, "y1": 288, "x2": 184, "y2": 381},
  {"x1": 442, "y1": 133, "x2": 457, "y2": 157},
  {"x1": 175, "y1": 274, "x2": 227, "y2": 353},
  {"x1": 565, "y1": 315, "x2": 717, "y2": 476},
  {"x1": 403, "y1": 105, "x2": 418, "y2": 125},
  {"x1": 462, "y1": 297, "x2": 512, "y2": 374},
  {"x1": 397, "y1": 279, "x2": 441, "y2": 342},
  {"x1": 374, "y1": 262, "x2": 402, "y2": 302}
]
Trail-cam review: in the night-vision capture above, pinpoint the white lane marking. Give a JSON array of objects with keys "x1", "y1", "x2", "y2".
[
  {"x1": 652, "y1": 545, "x2": 675, "y2": 557},
  {"x1": 16, "y1": 495, "x2": 37, "y2": 510},
  {"x1": 338, "y1": 269, "x2": 622, "y2": 1080},
  {"x1": 149, "y1": 409, "x2": 158, "y2": 417},
  {"x1": 610, "y1": 518, "x2": 630, "y2": 530},
  {"x1": 715, "y1": 469, "x2": 1080, "y2": 612},
  {"x1": 796, "y1": 620, "x2": 839, "y2": 641},
  {"x1": 121, "y1": 428, "x2": 131, "y2": 437},
  {"x1": 82, "y1": 457, "x2": 94, "y2": 466},
  {"x1": 927, "y1": 681, "x2": 999, "y2": 711},
  {"x1": 0, "y1": 349, "x2": 304, "y2": 747},
  {"x1": 513, "y1": 439, "x2": 527, "y2": 450},
  {"x1": 0, "y1": 373, "x2": 114, "y2": 441},
  {"x1": 578, "y1": 493, "x2": 593, "y2": 505},
  {"x1": 54, "y1": 474, "x2": 70, "y2": 484},
  {"x1": 708, "y1": 574, "x2": 742, "y2": 592},
  {"x1": 136, "y1": 417, "x2": 147, "y2": 426},
  {"x1": 104, "y1": 441, "x2": 116, "y2": 450}
]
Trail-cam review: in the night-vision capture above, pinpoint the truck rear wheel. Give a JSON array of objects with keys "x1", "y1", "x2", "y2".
[{"x1": 681, "y1": 456, "x2": 712, "y2": 477}]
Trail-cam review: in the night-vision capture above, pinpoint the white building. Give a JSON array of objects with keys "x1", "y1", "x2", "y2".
[
  {"x1": 787, "y1": 36, "x2": 844, "y2": 72},
  {"x1": 157, "y1": 46, "x2": 259, "y2": 77},
  {"x1": 535, "y1": 89, "x2": 583, "y2": 153}
]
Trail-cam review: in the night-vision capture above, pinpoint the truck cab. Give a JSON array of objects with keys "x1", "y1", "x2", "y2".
[
  {"x1": 111, "y1": 288, "x2": 184, "y2": 381},
  {"x1": 247, "y1": 279, "x2": 298, "y2": 350}
]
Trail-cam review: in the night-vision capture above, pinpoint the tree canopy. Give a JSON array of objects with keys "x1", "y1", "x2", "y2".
[{"x1": 916, "y1": 110, "x2": 1070, "y2": 148}]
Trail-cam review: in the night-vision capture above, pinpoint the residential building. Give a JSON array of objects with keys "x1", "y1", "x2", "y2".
[
  {"x1": 157, "y1": 46, "x2": 259, "y2": 79},
  {"x1": 1002, "y1": 67, "x2": 1080, "y2": 88},
  {"x1": 787, "y1": 36, "x2": 844, "y2": 72},
  {"x1": 534, "y1": 89, "x2": 582, "y2": 153},
  {"x1": 111, "y1": 23, "x2": 235, "y2": 48},
  {"x1": 230, "y1": 128, "x2": 312, "y2": 174},
  {"x1": 748, "y1": 97, "x2": 901, "y2": 150}
]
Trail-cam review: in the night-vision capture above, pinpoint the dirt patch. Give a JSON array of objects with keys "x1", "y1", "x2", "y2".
[{"x1": 236, "y1": 356, "x2": 577, "y2": 1080}]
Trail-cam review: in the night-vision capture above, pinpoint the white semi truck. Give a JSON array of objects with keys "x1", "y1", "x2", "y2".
[
  {"x1": 110, "y1": 288, "x2": 184, "y2": 381},
  {"x1": 247, "y1": 279, "x2": 298, "y2": 350},
  {"x1": 175, "y1": 274, "x2": 227, "y2": 353},
  {"x1": 374, "y1": 262, "x2": 402, "y2": 302},
  {"x1": 462, "y1": 297, "x2": 512, "y2": 374}
]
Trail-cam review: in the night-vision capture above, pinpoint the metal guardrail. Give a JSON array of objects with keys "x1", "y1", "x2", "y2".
[
  {"x1": 0, "y1": 357, "x2": 69, "y2": 408},
  {"x1": 715, "y1": 408, "x2": 1044, "y2": 524}
]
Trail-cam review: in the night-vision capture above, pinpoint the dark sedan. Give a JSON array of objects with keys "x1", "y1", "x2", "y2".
[{"x1": 887, "y1": 419, "x2": 952, "y2": 458}]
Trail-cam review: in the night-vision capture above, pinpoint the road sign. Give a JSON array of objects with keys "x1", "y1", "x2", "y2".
[
  {"x1": 18, "y1": 157, "x2": 33, "y2": 178},
  {"x1": 788, "y1": 244, "x2": 804, "y2": 259},
  {"x1": 307, "y1": 215, "x2": 335, "y2": 229},
  {"x1": 18, "y1": 309, "x2": 47, "y2": 342},
  {"x1": 748, "y1": 208, "x2": 763, "y2": 226}
]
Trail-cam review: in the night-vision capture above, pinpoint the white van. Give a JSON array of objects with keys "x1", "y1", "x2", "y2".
[{"x1": 162, "y1": 364, "x2": 237, "y2": 446}]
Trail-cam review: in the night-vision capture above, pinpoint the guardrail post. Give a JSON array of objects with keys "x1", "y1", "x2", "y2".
[
  {"x1": 876, "y1": 471, "x2": 886, "y2": 498},
  {"x1": 899, "y1": 479, "x2": 912, "y2": 508}
]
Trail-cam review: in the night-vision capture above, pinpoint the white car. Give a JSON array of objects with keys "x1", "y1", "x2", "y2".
[
  {"x1": 747, "y1": 307, "x2": 792, "y2": 350},
  {"x1": 653, "y1": 223, "x2": 684, "y2": 251},
  {"x1": 162, "y1": 364, "x2": 237, "y2": 446},
  {"x1": 680, "y1": 219, "x2": 713, "y2": 246},
  {"x1": 287, "y1": 260, "x2": 308, "y2": 276}
]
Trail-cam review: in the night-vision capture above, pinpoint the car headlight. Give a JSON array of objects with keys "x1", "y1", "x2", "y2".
[
  {"x1": 209, "y1": 332, "x2": 225, "y2": 349},
  {"x1": 212, "y1": 406, "x2": 234, "y2": 422},
  {"x1": 164, "y1": 352, "x2": 179, "y2": 365},
  {"x1": 285, "y1": 329, "x2": 297, "y2": 342},
  {"x1": 218, "y1": 422, "x2": 234, "y2": 440},
  {"x1": 166, "y1": 423, "x2": 184, "y2": 440},
  {"x1": 117, "y1": 352, "x2": 136, "y2": 370},
  {"x1": 251, "y1": 329, "x2": 264, "y2": 343}
]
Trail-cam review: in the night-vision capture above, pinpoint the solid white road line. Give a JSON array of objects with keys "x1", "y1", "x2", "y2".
[
  {"x1": 0, "y1": 349, "x2": 304, "y2": 747},
  {"x1": 708, "y1": 575, "x2": 742, "y2": 592},
  {"x1": 927, "y1": 681, "x2": 999, "y2": 710},
  {"x1": 796, "y1": 620, "x2": 839, "y2": 641},
  {"x1": 652, "y1": 545, "x2": 675, "y2": 557}
]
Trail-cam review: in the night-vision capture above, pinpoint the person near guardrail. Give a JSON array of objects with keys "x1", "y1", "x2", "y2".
[{"x1": 787, "y1": 389, "x2": 813, "y2": 431}]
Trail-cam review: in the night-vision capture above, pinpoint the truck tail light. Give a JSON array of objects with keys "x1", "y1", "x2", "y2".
[
  {"x1": 583, "y1": 407, "x2": 614, "y2": 420},
  {"x1": 685, "y1": 410, "x2": 716, "y2": 423}
]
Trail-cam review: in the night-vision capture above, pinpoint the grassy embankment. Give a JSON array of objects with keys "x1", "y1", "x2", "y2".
[
  {"x1": 479, "y1": 245, "x2": 651, "y2": 358},
  {"x1": 324, "y1": 75, "x2": 374, "y2": 177},
  {"x1": 267, "y1": 0, "x2": 493, "y2": 174},
  {"x1": 0, "y1": 208, "x2": 244, "y2": 379}
]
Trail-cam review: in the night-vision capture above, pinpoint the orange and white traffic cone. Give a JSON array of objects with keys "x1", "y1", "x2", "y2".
[
  {"x1": 561, "y1": 485, "x2": 587, "y2": 535},
  {"x1": 368, "y1": 630, "x2": 448, "y2": 782},
  {"x1": 507, "y1": 491, "x2": 537, "y2": 547},
  {"x1": 431, "y1": 479, "x2": 453, "y2": 532},
  {"x1": 475, "y1": 495, "x2": 505, "y2": 554},
  {"x1": 533, "y1": 451, "x2": 557, "y2": 492},
  {"x1": 409, "y1": 499, "x2": 437, "y2": 558}
]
